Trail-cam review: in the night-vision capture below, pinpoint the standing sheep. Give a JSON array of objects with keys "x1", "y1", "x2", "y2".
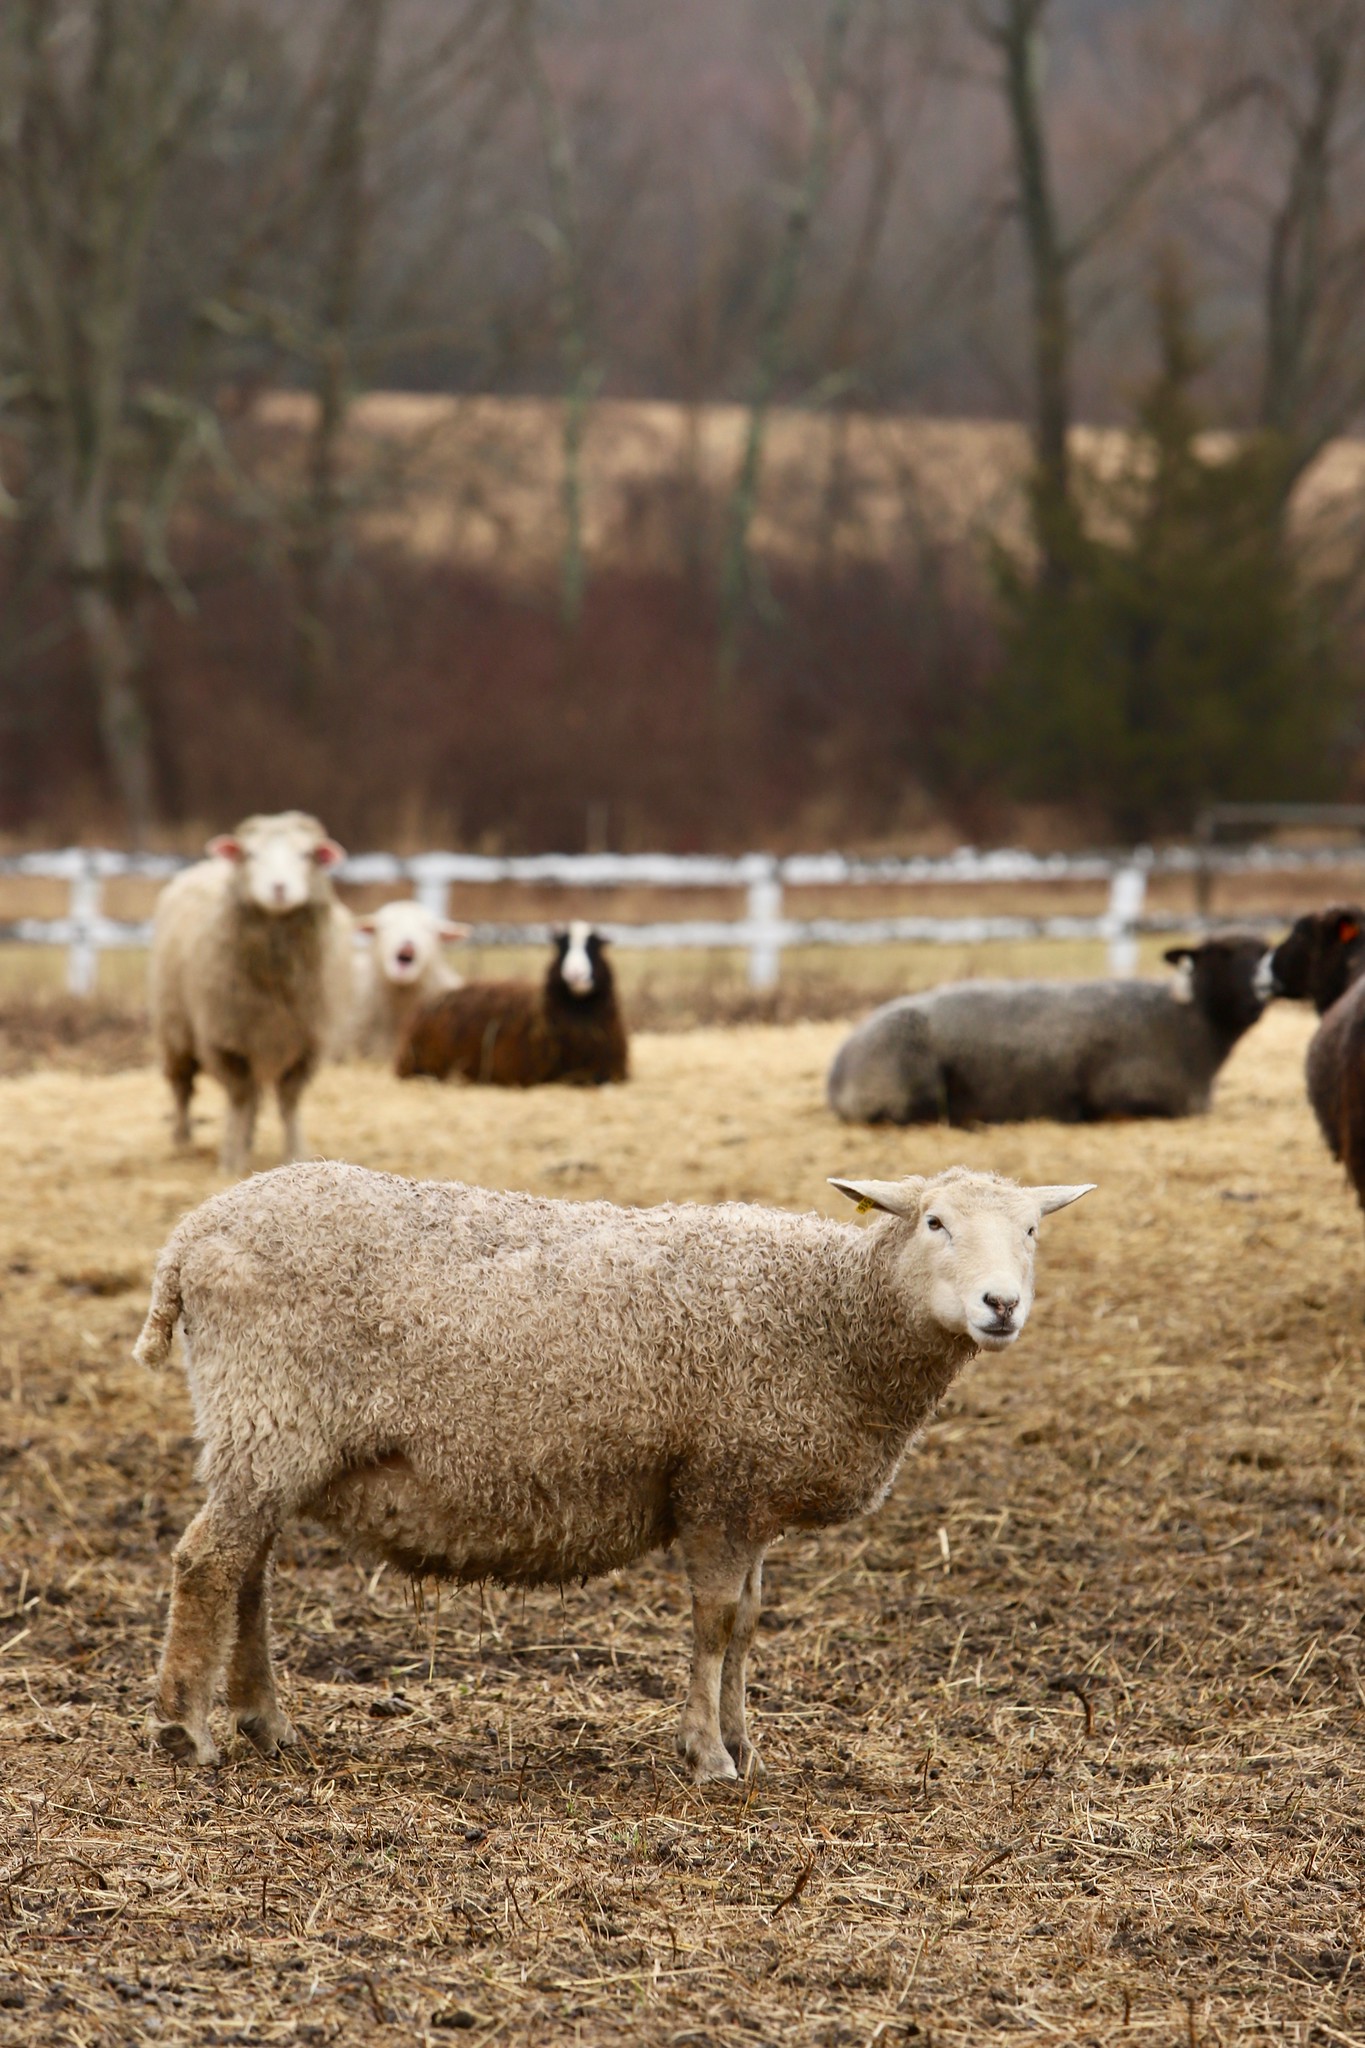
[
  {"x1": 149, "y1": 811, "x2": 354, "y2": 1174},
  {"x1": 397, "y1": 922, "x2": 627, "y2": 1085},
  {"x1": 1258, "y1": 907, "x2": 1365, "y2": 1208},
  {"x1": 827, "y1": 934, "x2": 1268, "y2": 1126},
  {"x1": 351, "y1": 900, "x2": 469, "y2": 1061},
  {"x1": 134, "y1": 1162, "x2": 1093, "y2": 1779},
  {"x1": 1255, "y1": 906, "x2": 1365, "y2": 1014}
]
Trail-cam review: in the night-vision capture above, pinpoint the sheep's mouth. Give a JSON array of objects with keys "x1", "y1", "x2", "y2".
[
  {"x1": 971, "y1": 1318, "x2": 1020, "y2": 1348},
  {"x1": 1252, "y1": 956, "x2": 1283, "y2": 1002}
]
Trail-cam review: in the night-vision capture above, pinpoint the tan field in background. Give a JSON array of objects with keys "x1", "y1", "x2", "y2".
[
  {"x1": 0, "y1": 392, "x2": 1352, "y2": 595},
  {"x1": 2, "y1": 1003, "x2": 1363, "y2": 2043},
  {"x1": 245, "y1": 391, "x2": 1365, "y2": 585}
]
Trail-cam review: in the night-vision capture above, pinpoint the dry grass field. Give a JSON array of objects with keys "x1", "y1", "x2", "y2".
[
  {"x1": 3, "y1": 1004, "x2": 1364, "y2": 2045},
  {"x1": 243, "y1": 392, "x2": 1365, "y2": 585}
]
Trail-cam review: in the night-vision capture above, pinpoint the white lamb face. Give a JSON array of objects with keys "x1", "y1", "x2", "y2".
[
  {"x1": 830, "y1": 1171, "x2": 1095, "y2": 1353},
  {"x1": 209, "y1": 813, "x2": 344, "y2": 915},
  {"x1": 372, "y1": 904, "x2": 439, "y2": 985}
]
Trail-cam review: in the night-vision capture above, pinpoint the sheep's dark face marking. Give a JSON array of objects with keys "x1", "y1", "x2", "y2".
[{"x1": 830, "y1": 1171, "x2": 1094, "y2": 1354}]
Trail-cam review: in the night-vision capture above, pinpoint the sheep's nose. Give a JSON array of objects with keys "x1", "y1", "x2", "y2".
[
  {"x1": 984, "y1": 1291, "x2": 1019, "y2": 1318},
  {"x1": 272, "y1": 882, "x2": 287, "y2": 905}
]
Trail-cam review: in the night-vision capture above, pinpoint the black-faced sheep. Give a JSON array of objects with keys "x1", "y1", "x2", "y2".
[
  {"x1": 397, "y1": 922, "x2": 627, "y2": 1085},
  {"x1": 149, "y1": 811, "x2": 354, "y2": 1174},
  {"x1": 1256, "y1": 906, "x2": 1365, "y2": 1014},
  {"x1": 134, "y1": 1162, "x2": 1093, "y2": 1778},
  {"x1": 351, "y1": 900, "x2": 469, "y2": 1061},
  {"x1": 827, "y1": 934, "x2": 1269, "y2": 1125}
]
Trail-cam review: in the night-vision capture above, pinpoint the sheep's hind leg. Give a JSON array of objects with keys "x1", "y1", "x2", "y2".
[
  {"x1": 719, "y1": 1553, "x2": 765, "y2": 1775},
  {"x1": 678, "y1": 1530, "x2": 761, "y2": 1784},
  {"x1": 226, "y1": 1535, "x2": 296, "y2": 1755},
  {"x1": 166, "y1": 1050, "x2": 198, "y2": 1146},
  {"x1": 153, "y1": 1495, "x2": 277, "y2": 1765}
]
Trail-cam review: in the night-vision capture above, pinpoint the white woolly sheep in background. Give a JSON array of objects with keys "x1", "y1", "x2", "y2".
[
  {"x1": 134, "y1": 1162, "x2": 1093, "y2": 1780},
  {"x1": 351, "y1": 900, "x2": 468, "y2": 1061},
  {"x1": 148, "y1": 811, "x2": 354, "y2": 1174}
]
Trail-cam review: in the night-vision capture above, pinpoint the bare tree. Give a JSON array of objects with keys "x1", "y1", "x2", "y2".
[
  {"x1": 516, "y1": 0, "x2": 597, "y2": 631},
  {"x1": 1253, "y1": 1, "x2": 1365, "y2": 486},
  {"x1": 0, "y1": 0, "x2": 207, "y2": 839},
  {"x1": 717, "y1": 0, "x2": 862, "y2": 691},
  {"x1": 969, "y1": 0, "x2": 1250, "y2": 582}
]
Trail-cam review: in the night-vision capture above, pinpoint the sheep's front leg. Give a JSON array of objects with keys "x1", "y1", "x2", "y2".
[
  {"x1": 275, "y1": 1053, "x2": 315, "y2": 1164},
  {"x1": 226, "y1": 1536, "x2": 296, "y2": 1755},
  {"x1": 719, "y1": 1553, "x2": 765, "y2": 1774},
  {"x1": 153, "y1": 1497, "x2": 276, "y2": 1765},
  {"x1": 678, "y1": 1530, "x2": 762, "y2": 1784},
  {"x1": 216, "y1": 1052, "x2": 258, "y2": 1175}
]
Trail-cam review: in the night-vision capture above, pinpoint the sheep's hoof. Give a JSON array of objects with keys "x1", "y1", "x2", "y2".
[
  {"x1": 152, "y1": 1719, "x2": 220, "y2": 1767},
  {"x1": 725, "y1": 1735, "x2": 763, "y2": 1777},
  {"x1": 679, "y1": 1732, "x2": 739, "y2": 1784},
  {"x1": 234, "y1": 1710, "x2": 297, "y2": 1756}
]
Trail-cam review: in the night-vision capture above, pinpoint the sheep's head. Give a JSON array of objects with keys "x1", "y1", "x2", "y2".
[
  {"x1": 358, "y1": 901, "x2": 468, "y2": 986},
  {"x1": 830, "y1": 1167, "x2": 1094, "y2": 1352},
  {"x1": 1162, "y1": 932, "x2": 1269, "y2": 1036},
  {"x1": 554, "y1": 921, "x2": 609, "y2": 998},
  {"x1": 1255, "y1": 907, "x2": 1365, "y2": 1012},
  {"x1": 209, "y1": 812, "x2": 345, "y2": 915}
]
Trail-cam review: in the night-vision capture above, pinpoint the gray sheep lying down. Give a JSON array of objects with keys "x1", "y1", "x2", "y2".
[
  {"x1": 134, "y1": 1162, "x2": 1092, "y2": 1781},
  {"x1": 827, "y1": 934, "x2": 1268, "y2": 1126}
]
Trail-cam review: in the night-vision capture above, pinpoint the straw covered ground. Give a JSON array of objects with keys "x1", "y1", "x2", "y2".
[{"x1": 2, "y1": 1007, "x2": 1364, "y2": 2045}]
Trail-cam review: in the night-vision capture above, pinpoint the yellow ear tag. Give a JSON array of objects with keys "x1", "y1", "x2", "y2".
[{"x1": 856, "y1": 1197, "x2": 877, "y2": 1213}]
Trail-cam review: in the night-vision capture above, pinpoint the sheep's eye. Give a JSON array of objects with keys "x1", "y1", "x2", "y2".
[
  {"x1": 926, "y1": 1215, "x2": 944, "y2": 1232},
  {"x1": 1027, "y1": 1224, "x2": 1037, "y2": 1239}
]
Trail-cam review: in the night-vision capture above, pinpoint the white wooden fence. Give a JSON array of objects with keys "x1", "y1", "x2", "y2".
[{"x1": 2, "y1": 841, "x2": 1364, "y2": 996}]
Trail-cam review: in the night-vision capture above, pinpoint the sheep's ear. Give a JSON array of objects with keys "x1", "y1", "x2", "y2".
[
  {"x1": 1165, "y1": 948, "x2": 1196, "y2": 1003},
  {"x1": 314, "y1": 838, "x2": 346, "y2": 867},
  {"x1": 439, "y1": 921, "x2": 470, "y2": 942},
  {"x1": 1031, "y1": 1184, "x2": 1097, "y2": 1215},
  {"x1": 207, "y1": 835, "x2": 243, "y2": 862},
  {"x1": 828, "y1": 1176, "x2": 925, "y2": 1219},
  {"x1": 1335, "y1": 913, "x2": 1362, "y2": 943}
]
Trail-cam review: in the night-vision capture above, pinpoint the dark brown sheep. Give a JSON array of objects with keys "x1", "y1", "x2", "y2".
[
  {"x1": 1305, "y1": 976, "x2": 1365, "y2": 1203},
  {"x1": 397, "y1": 923, "x2": 628, "y2": 1086},
  {"x1": 1258, "y1": 906, "x2": 1365, "y2": 1014}
]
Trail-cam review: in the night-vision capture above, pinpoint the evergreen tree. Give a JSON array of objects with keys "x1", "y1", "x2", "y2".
[{"x1": 992, "y1": 261, "x2": 1348, "y2": 840}]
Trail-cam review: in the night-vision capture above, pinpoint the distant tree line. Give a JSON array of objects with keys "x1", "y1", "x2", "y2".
[{"x1": 1, "y1": 0, "x2": 1364, "y2": 848}]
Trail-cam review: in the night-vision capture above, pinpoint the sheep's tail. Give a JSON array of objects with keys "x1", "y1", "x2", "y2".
[{"x1": 133, "y1": 1250, "x2": 184, "y2": 1371}]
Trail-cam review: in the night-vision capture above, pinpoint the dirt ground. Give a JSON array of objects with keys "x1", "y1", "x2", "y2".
[{"x1": 2, "y1": 1007, "x2": 1364, "y2": 2045}]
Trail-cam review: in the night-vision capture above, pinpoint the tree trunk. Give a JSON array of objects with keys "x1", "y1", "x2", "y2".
[
  {"x1": 998, "y1": 0, "x2": 1073, "y2": 575},
  {"x1": 72, "y1": 577, "x2": 155, "y2": 845}
]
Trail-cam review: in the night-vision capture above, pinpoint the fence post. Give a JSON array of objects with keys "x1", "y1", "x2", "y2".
[
  {"x1": 1104, "y1": 860, "x2": 1148, "y2": 978},
  {"x1": 410, "y1": 860, "x2": 451, "y2": 921},
  {"x1": 746, "y1": 856, "x2": 783, "y2": 992},
  {"x1": 67, "y1": 852, "x2": 102, "y2": 996}
]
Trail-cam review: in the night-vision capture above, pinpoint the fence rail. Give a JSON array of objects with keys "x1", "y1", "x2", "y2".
[{"x1": 3, "y1": 841, "x2": 1365, "y2": 995}]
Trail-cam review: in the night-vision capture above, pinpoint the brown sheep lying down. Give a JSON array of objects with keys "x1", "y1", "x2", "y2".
[{"x1": 397, "y1": 923, "x2": 627, "y2": 1085}]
